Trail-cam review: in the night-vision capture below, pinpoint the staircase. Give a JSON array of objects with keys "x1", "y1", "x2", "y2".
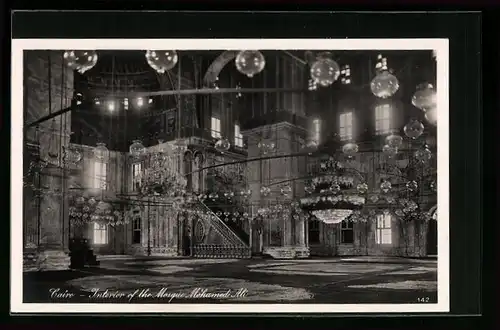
[
  {"x1": 191, "y1": 200, "x2": 251, "y2": 259},
  {"x1": 203, "y1": 199, "x2": 250, "y2": 245}
]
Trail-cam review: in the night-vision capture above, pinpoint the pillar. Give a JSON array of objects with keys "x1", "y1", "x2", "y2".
[
  {"x1": 242, "y1": 122, "x2": 309, "y2": 258},
  {"x1": 24, "y1": 50, "x2": 74, "y2": 271}
]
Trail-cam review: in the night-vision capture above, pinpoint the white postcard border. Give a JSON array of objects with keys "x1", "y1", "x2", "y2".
[{"x1": 11, "y1": 38, "x2": 449, "y2": 314}]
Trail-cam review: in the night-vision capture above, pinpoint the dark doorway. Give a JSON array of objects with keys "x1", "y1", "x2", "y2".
[
  {"x1": 308, "y1": 218, "x2": 320, "y2": 245},
  {"x1": 183, "y1": 234, "x2": 191, "y2": 256},
  {"x1": 182, "y1": 223, "x2": 191, "y2": 256},
  {"x1": 177, "y1": 217, "x2": 191, "y2": 257},
  {"x1": 251, "y1": 229, "x2": 262, "y2": 255},
  {"x1": 427, "y1": 219, "x2": 437, "y2": 255}
]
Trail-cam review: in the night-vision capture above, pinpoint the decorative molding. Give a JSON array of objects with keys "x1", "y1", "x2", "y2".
[{"x1": 241, "y1": 121, "x2": 309, "y2": 136}]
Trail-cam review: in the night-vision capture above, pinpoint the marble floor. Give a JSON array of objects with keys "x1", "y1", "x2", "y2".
[{"x1": 23, "y1": 257, "x2": 437, "y2": 304}]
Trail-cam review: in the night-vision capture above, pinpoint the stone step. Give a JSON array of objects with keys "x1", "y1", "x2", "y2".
[{"x1": 263, "y1": 246, "x2": 310, "y2": 259}]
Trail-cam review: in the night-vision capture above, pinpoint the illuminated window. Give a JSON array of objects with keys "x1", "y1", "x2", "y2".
[
  {"x1": 93, "y1": 223, "x2": 108, "y2": 245},
  {"x1": 375, "y1": 104, "x2": 392, "y2": 134},
  {"x1": 234, "y1": 124, "x2": 244, "y2": 147},
  {"x1": 340, "y1": 220, "x2": 354, "y2": 244},
  {"x1": 93, "y1": 161, "x2": 107, "y2": 189},
  {"x1": 132, "y1": 162, "x2": 142, "y2": 191},
  {"x1": 339, "y1": 111, "x2": 354, "y2": 141},
  {"x1": 211, "y1": 117, "x2": 221, "y2": 138},
  {"x1": 376, "y1": 213, "x2": 392, "y2": 244},
  {"x1": 313, "y1": 119, "x2": 321, "y2": 143}
]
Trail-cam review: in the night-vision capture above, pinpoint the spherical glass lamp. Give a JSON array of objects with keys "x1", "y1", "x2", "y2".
[
  {"x1": 406, "y1": 180, "x2": 418, "y2": 192},
  {"x1": 412, "y1": 83, "x2": 437, "y2": 111},
  {"x1": 425, "y1": 107, "x2": 438, "y2": 126},
  {"x1": 342, "y1": 142, "x2": 359, "y2": 158},
  {"x1": 414, "y1": 147, "x2": 432, "y2": 163},
  {"x1": 145, "y1": 50, "x2": 178, "y2": 73},
  {"x1": 302, "y1": 140, "x2": 318, "y2": 154},
  {"x1": 370, "y1": 71, "x2": 400, "y2": 99},
  {"x1": 260, "y1": 186, "x2": 271, "y2": 197},
  {"x1": 129, "y1": 140, "x2": 146, "y2": 158},
  {"x1": 63, "y1": 146, "x2": 82, "y2": 165},
  {"x1": 235, "y1": 50, "x2": 266, "y2": 78},
  {"x1": 310, "y1": 52, "x2": 340, "y2": 87},
  {"x1": 430, "y1": 180, "x2": 437, "y2": 192},
  {"x1": 382, "y1": 144, "x2": 398, "y2": 158},
  {"x1": 385, "y1": 134, "x2": 403, "y2": 149},
  {"x1": 93, "y1": 142, "x2": 109, "y2": 161},
  {"x1": 380, "y1": 180, "x2": 392, "y2": 193},
  {"x1": 214, "y1": 138, "x2": 231, "y2": 153},
  {"x1": 356, "y1": 183, "x2": 369, "y2": 194},
  {"x1": 63, "y1": 50, "x2": 98, "y2": 74},
  {"x1": 280, "y1": 185, "x2": 292, "y2": 196},
  {"x1": 404, "y1": 119, "x2": 425, "y2": 139}
]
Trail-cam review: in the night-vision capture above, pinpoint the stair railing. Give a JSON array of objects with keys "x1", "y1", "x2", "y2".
[{"x1": 194, "y1": 199, "x2": 249, "y2": 247}]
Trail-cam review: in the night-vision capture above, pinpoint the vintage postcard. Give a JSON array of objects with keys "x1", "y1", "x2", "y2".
[{"x1": 11, "y1": 38, "x2": 449, "y2": 313}]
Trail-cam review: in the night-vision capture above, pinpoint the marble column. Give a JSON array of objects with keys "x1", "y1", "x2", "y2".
[
  {"x1": 242, "y1": 122, "x2": 309, "y2": 258},
  {"x1": 295, "y1": 217, "x2": 306, "y2": 246},
  {"x1": 23, "y1": 50, "x2": 74, "y2": 271}
]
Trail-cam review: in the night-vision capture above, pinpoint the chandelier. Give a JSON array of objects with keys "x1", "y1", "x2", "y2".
[
  {"x1": 69, "y1": 196, "x2": 126, "y2": 227},
  {"x1": 137, "y1": 146, "x2": 188, "y2": 198}
]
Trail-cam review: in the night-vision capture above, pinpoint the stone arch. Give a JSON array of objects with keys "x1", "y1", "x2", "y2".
[
  {"x1": 202, "y1": 50, "x2": 239, "y2": 86},
  {"x1": 183, "y1": 149, "x2": 194, "y2": 159},
  {"x1": 183, "y1": 150, "x2": 194, "y2": 191},
  {"x1": 193, "y1": 150, "x2": 205, "y2": 164},
  {"x1": 192, "y1": 150, "x2": 205, "y2": 192}
]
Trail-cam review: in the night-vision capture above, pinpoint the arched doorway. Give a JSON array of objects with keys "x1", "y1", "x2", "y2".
[{"x1": 426, "y1": 206, "x2": 437, "y2": 256}]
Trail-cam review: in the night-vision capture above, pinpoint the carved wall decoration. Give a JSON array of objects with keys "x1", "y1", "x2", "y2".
[{"x1": 194, "y1": 219, "x2": 206, "y2": 243}]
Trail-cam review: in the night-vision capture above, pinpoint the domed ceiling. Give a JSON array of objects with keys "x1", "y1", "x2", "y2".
[{"x1": 76, "y1": 50, "x2": 162, "y2": 98}]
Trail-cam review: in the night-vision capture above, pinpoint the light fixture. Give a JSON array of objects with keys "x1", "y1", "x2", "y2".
[
  {"x1": 382, "y1": 144, "x2": 398, "y2": 158},
  {"x1": 123, "y1": 98, "x2": 129, "y2": 110},
  {"x1": 63, "y1": 50, "x2": 98, "y2": 74},
  {"x1": 412, "y1": 83, "x2": 437, "y2": 111},
  {"x1": 74, "y1": 92, "x2": 84, "y2": 105},
  {"x1": 235, "y1": 50, "x2": 266, "y2": 78},
  {"x1": 340, "y1": 65, "x2": 352, "y2": 85},
  {"x1": 260, "y1": 186, "x2": 271, "y2": 197},
  {"x1": 145, "y1": 50, "x2": 178, "y2": 73},
  {"x1": 403, "y1": 119, "x2": 425, "y2": 139},
  {"x1": 148, "y1": 98, "x2": 153, "y2": 104},
  {"x1": 107, "y1": 101, "x2": 115, "y2": 112},
  {"x1": 129, "y1": 140, "x2": 146, "y2": 158},
  {"x1": 62, "y1": 146, "x2": 82, "y2": 165},
  {"x1": 308, "y1": 79, "x2": 318, "y2": 91},
  {"x1": 385, "y1": 134, "x2": 403, "y2": 149},
  {"x1": 370, "y1": 54, "x2": 400, "y2": 98},
  {"x1": 215, "y1": 138, "x2": 231, "y2": 153},
  {"x1": 425, "y1": 107, "x2": 437, "y2": 126},
  {"x1": 342, "y1": 142, "x2": 359, "y2": 158},
  {"x1": 310, "y1": 52, "x2": 340, "y2": 87},
  {"x1": 93, "y1": 143, "x2": 109, "y2": 161},
  {"x1": 136, "y1": 97, "x2": 144, "y2": 108}
]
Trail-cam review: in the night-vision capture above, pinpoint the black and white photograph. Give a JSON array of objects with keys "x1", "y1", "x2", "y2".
[{"x1": 11, "y1": 38, "x2": 449, "y2": 313}]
